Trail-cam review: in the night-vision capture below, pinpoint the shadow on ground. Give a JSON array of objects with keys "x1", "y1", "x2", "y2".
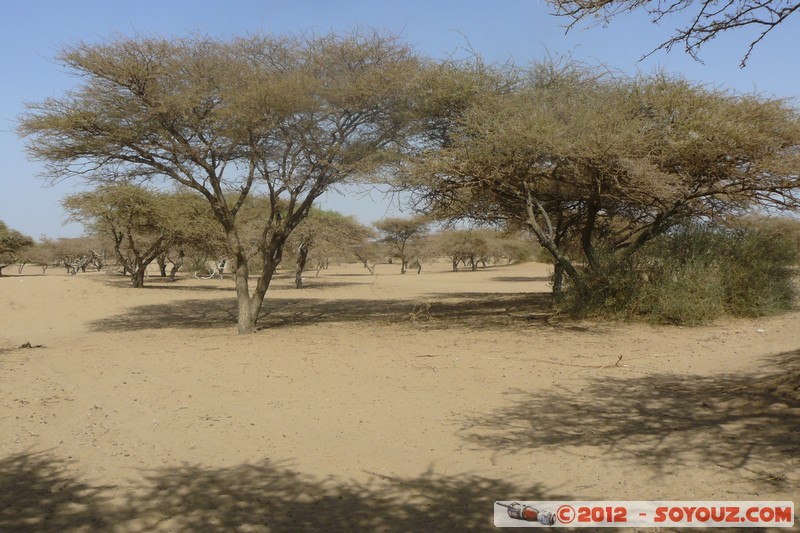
[
  {"x1": 0, "y1": 452, "x2": 112, "y2": 532},
  {"x1": 2, "y1": 452, "x2": 625, "y2": 532},
  {"x1": 87, "y1": 292, "x2": 591, "y2": 333},
  {"x1": 489, "y1": 276, "x2": 550, "y2": 283},
  {"x1": 96, "y1": 275, "x2": 240, "y2": 292},
  {"x1": 95, "y1": 274, "x2": 374, "y2": 292},
  {"x1": 460, "y1": 349, "x2": 800, "y2": 489}
]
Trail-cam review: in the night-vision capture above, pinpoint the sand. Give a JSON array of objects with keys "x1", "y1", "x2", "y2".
[{"x1": 1, "y1": 261, "x2": 798, "y2": 532}]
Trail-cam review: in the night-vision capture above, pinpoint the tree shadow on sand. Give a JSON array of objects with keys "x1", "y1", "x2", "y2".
[
  {"x1": 489, "y1": 275, "x2": 551, "y2": 283},
  {"x1": 0, "y1": 452, "x2": 113, "y2": 533},
  {"x1": 121, "y1": 460, "x2": 590, "y2": 532},
  {"x1": 87, "y1": 292, "x2": 597, "y2": 333},
  {"x1": 1, "y1": 452, "x2": 629, "y2": 532},
  {"x1": 459, "y1": 349, "x2": 800, "y2": 489}
]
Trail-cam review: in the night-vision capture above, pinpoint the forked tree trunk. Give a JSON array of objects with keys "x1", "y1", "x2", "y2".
[
  {"x1": 169, "y1": 250, "x2": 184, "y2": 281},
  {"x1": 131, "y1": 267, "x2": 146, "y2": 288},
  {"x1": 227, "y1": 230, "x2": 288, "y2": 334}
]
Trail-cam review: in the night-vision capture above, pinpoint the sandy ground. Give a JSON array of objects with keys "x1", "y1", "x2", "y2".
[{"x1": 1, "y1": 261, "x2": 798, "y2": 532}]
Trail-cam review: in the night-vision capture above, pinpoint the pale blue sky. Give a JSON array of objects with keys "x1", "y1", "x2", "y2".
[{"x1": 2, "y1": 0, "x2": 799, "y2": 238}]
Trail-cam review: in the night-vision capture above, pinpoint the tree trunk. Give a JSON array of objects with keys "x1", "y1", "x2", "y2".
[
  {"x1": 131, "y1": 267, "x2": 146, "y2": 288},
  {"x1": 246, "y1": 235, "x2": 287, "y2": 332},
  {"x1": 581, "y1": 200, "x2": 600, "y2": 272},
  {"x1": 552, "y1": 262, "x2": 564, "y2": 296},
  {"x1": 295, "y1": 243, "x2": 309, "y2": 289},
  {"x1": 234, "y1": 259, "x2": 257, "y2": 333},
  {"x1": 452, "y1": 257, "x2": 458, "y2": 271},
  {"x1": 401, "y1": 258, "x2": 408, "y2": 274},
  {"x1": 157, "y1": 255, "x2": 167, "y2": 277},
  {"x1": 169, "y1": 253, "x2": 184, "y2": 281}
]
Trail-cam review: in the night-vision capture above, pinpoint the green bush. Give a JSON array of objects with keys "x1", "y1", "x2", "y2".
[{"x1": 557, "y1": 220, "x2": 798, "y2": 325}]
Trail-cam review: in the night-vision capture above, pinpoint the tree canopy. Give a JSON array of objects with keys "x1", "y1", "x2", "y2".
[
  {"x1": 409, "y1": 62, "x2": 800, "y2": 293},
  {"x1": 20, "y1": 31, "x2": 425, "y2": 332},
  {"x1": 0, "y1": 221, "x2": 34, "y2": 276},
  {"x1": 374, "y1": 216, "x2": 430, "y2": 274}
]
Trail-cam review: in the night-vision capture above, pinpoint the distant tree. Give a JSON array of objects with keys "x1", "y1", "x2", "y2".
[
  {"x1": 548, "y1": 0, "x2": 800, "y2": 66},
  {"x1": 433, "y1": 229, "x2": 532, "y2": 271},
  {"x1": 374, "y1": 216, "x2": 429, "y2": 274},
  {"x1": 287, "y1": 210, "x2": 374, "y2": 288},
  {"x1": 21, "y1": 32, "x2": 424, "y2": 333},
  {"x1": 31, "y1": 236, "x2": 107, "y2": 274},
  {"x1": 433, "y1": 230, "x2": 490, "y2": 271},
  {"x1": 63, "y1": 184, "x2": 175, "y2": 287},
  {"x1": 159, "y1": 192, "x2": 226, "y2": 281},
  {"x1": 351, "y1": 240, "x2": 385, "y2": 275},
  {"x1": 487, "y1": 233, "x2": 535, "y2": 265},
  {"x1": 0, "y1": 221, "x2": 34, "y2": 276}
]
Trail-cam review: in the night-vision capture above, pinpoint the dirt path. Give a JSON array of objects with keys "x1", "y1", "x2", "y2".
[{"x1": 1, "y1": 262, "x2": 798, "y2": 531}]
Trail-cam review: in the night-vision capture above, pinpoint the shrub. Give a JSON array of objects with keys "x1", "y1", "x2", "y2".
[{"x1": 557, "y1": 220, "x2": 798, "y2": 325}]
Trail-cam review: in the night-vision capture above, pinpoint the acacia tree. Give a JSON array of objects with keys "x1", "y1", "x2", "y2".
[
  {"x1": 548, "y1": 0, "x2": 800, "y2": 66},
  {"x1": 374, "y1": 216, "x2": 429, "y2": 274},
  {"x1": 32, "y1": 236, "x2": 109, "y2": 274},
  {"x1": 433, "y1": 229, "x2": 531, "y2": 271},
  {"x1": 287, "y1": 209, "x2": 374, "y2": 288},
  {"x1": 63, "y1": 184, "x2": 176, "y2": 287},
  {"x1": 158, "y1": 191, "x2": 226, "y2": 281},
  {"x1": 20, "y1": 32, "x2": 423, "y2": 333},
  {"x1": 433, "y1": 230, "x2": 490, "y2": 271},
  {"x1": 0, "y1": 221, "x2": 33, "y2": 276},
  {"x1": 410, "y1": 62, "x2": 800, "y2": 295}
]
